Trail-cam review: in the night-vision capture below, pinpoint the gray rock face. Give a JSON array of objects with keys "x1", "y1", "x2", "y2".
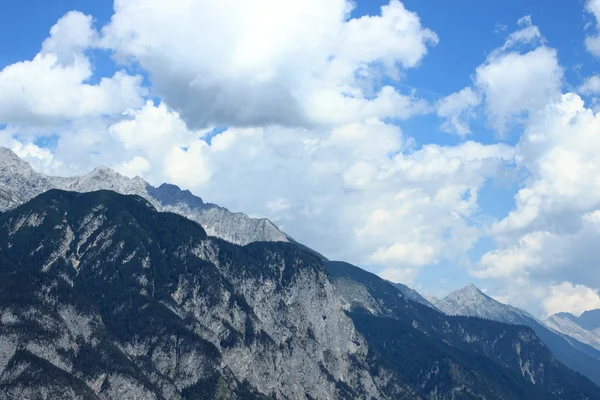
[{"x1": 0, "y1": 147, "x2": 289, "y2": 246}]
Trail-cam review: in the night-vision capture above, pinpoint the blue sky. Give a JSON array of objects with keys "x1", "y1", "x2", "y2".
[{"x1": 1, "y1": 0, "x2": 600, "y2": 316}]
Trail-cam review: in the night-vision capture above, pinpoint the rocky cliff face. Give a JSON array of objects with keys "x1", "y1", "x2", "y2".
[
  {"x1": 0, "y1": 147, "x2": 289, "y2": 246},
  {"x1": 1, "y1": 190, "x2": 600, "y2": 399}
]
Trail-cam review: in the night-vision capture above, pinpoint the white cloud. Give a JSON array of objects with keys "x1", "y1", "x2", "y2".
[
  {"x1": 436, "y1": 87, "x2": 481, "y2": 136},
  {"x1": 580, "y1": 75, "x2": 600, "y2": 95},
  {"x1": 586, "y1": 0, "x2": 600, "y2": 57},
  {"x1": 116, "y1": 156, "x2": 151, "y2": 178},
  {"x1": 0, "y1": 12, "x2": 146, "y2": 127},
  {"x1": 109, "y1": 101, "x2": 208, "y2": 161},
  {"x1": 379, "y1": 267, "x2": 418, "y2": 285},
  {"x1": 101, "y1": 0, "x2": 437, "y2": 128},
  {"x1": 474, "y1": 94, "x2": 600, "y2": 313},
  {"x1": 458, "y1": 14, "x2": 600, "y2": 314},
  {"x1": 41, "y1": 11, "x2": 98, "y2": 65},
  {"x1": 434, "y1": 18, "x2": 561, "y2": 136},
  {"x1": 502, "y1": 15, "x2": 543, "y2": 50},
  {"x1": 370, "y1": 241, "x2": 437, "y2": 268},
  {"x1": 164, "y1": 143, "x2": 213, "y2": 187},
  {"x1": 475, "y1": 46, "x2": 563, "y2": 134},
  {"x1": 491, "y1": 94, "x2": 600, "y2": 237},
  {"x1": 543, "y1": 282, "x2": 600, "y2": 317}
]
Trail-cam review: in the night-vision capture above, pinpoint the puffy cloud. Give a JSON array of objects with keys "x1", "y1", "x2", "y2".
[
  {"x1": 579, "y1": 75, "x2": 600, "y2": 95},
  {"x1": 41, "y1": 11, "x2": 98, "y2": 65},
  {"x1": 475, "y1": 45, "x2": 563, "y2": 134},
  {"x1": 436, "y1": 87, "x2": 481, "y2": 136},
  {"x1": 379, "y1": 267, "x2": 418, "y2": 285},
  {"x1": 586, "y1": 0, "x2": 600, "y2": 57},
  {"x1": 0, "y1": 57, "x2": 145, "y2": 126},
  {"x1": 116, "y1": 156, "x2": 151, "y2": 178},
  {"x1": 109, "y1": 101, "x2": 208, "y2": 160},
  {"x1": 435, "y1": 17, "x2": 561, "y2": 136},
  {"x1": 101, "y1": 0, "x2": 437, "y2": 128},
  {"x1": 462, "y1": 14, "x2": 600, "y2": 315},
  {"x1": 0, "y1": 12, "x2": 146, "y2": 127},
  {"x1": 543, "y1": 282, "x2": 600, "y2": 317},
  {"x1": 474, "y1": 94, "x2": 600, "y2": 314},
  {"x1": 491, "y1": 94, "x2": 600, "y2": 237}
]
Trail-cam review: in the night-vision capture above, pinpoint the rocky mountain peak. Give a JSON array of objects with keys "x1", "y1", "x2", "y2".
[
  {"x1": 445, "y1": 283, "x2": 487, "y2": 302},
  {"x1": 463, "y1": 282, "x2": 483, "y2": 292},
  {"x1": 149, "y1": 182, "x2": 205, "y2": 207},
  {"x1": 436, "y1": 283, "x2": 533, "y2": 324},
  {"x1": 0, "y1": 147, "x2": 34, "y2": 172},
  {"x1": 0, "y1": 146, "x2": 290, "y2": 245},
  {"x1": 88, "y1": 165, "x2": 120, "y2": 176}
]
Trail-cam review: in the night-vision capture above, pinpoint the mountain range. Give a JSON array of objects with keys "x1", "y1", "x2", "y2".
[
  {"x1": 435, "y1": 284, "x2": 600, "y2": 387},
  {"x1": 546, "y1": 310, "x2": 600, "y2": 352},
  {"x1": 2, "y1": 148, "x2": 600, "y2": 398},
  {"x1": 0, "y1": 148, "x2": 289, "y2": 246}
]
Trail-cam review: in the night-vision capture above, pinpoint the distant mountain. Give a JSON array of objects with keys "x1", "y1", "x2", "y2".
[
  {"x1": 0, "y1": 147, "x2": 289, "y2": 246},
  {"x1": 436, "y1": 284, "x2": 600, "y2": 387},
  {"x1": 325, "y1": 261, "x2": 600, "y2": 399},
  {"x1": 1, "y1": 190, "x2": 600, "y2": 399},
  {"x1": 576, "y1": 309, "x2": 600, "y2": 331},
  {"x1": 436, "y1": 284, "x2": 533, "y2": 325},
  {"x1": 546, "y1": 310, "x2": 600, "y2": 351}
]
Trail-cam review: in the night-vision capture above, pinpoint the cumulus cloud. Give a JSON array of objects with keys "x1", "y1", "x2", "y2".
[
  {"x1": 379, "y1": 267, "x2": 419, "y2": 285},
  {"x1": 101, "y1": 0, "x2": 437, "y2": 128},
  {"x1": 474, "y1": 93, "x2": 600, "y2": 315},
  {"x1": 436, "y1": 87, "x2": 481, "y2": 135},
  {"x1": 435, "y1": 17, "x2": 562, "y2": 136},
  {"x1": 586, "y1": 0, "x2": 600, "y2": 57},
  {"x1": 475, "y1": 44, "x2": 562, "y2": 134},
  {"x1": 454, "y1": 15, "x2": 600, "y2": 316},
  {"x1": 0, "y1": 11, "x2": 146, "y2": 127},
  {"x1": 491, "y1": 94, "x2": 600, "y2": 237},
  {"x1": 41, "y1": 11, "x2": 98, "y2": 65},
  {"x1": 580, "y1": 75, "x2": 600, "y2": 95},
  {"x1": 116, "y1": 156, "x2": 151, "y2": 178},
  {"x1": 543, "y1": 282, "x2": 600, "y2": 317}
]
